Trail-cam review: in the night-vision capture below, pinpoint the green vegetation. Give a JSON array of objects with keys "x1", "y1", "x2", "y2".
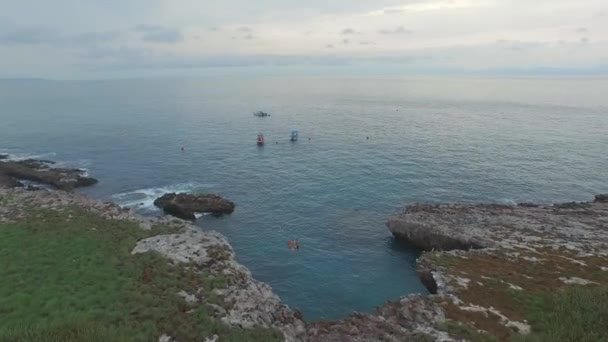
[
  {"x1": 440, "y1": 321, "x2": 497, "y2": 342},
  {"x1": 431, "y1": 249, "x2": 608, "y2": 341},
  {"x1": 514, "y1": 287, "x2": 608, "y2": 342},
  {"x1": 0, "y1": 208, "x2": 281, "y2": 342},
  {"x1": 440, "y1": 285, "x2": 608, "y2": 342}
]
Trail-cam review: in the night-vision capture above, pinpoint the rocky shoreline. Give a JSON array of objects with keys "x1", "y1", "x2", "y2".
[
  {"x1": 1, "y1": 157, "x2": 606, "y2": 341},
  {"x1": 0, "y1": 158, "x2": 98, "y2": 190},
  {"x1": 307, "y1": 194, "x2": 608, "y2": 341},
  {"x1": 0, "y1": 187, "x2": 306, "y2": 341}
]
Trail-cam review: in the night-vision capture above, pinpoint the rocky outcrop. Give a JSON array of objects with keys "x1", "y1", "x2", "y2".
[
  {"x1": 0, "y1": 159, "x2": 97, "y2": 190},
  {"x1": 132, "y1": 227, "x2": 306, "y2": 341},
  {"x1": 386, "y1": 204, "x2": 488, "y2": 251},
  {"x1": 154, "y1": 193, "x2": 235, "y2": 220},
  {"x1": 387, "y1": 200, "x2": 608, "y2": 252},
  {"x1": 0, "y1": 187, "x2": 165, "y2": 226},
  {"x1": 307, "y1": 295, "x2": 450, "y2": 342},
  {"x1": 312, "y1": 196, "x2": 608, "y2": 341},
  {"x1": 595, "y1": 194, "x2": 608, "y2": 203},
  {"x1": 0, "y1": 173, "x2": 22, "y2": 188}
]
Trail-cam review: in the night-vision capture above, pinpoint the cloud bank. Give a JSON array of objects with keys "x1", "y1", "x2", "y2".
[{"x1": 0, "y1": 0, "x2": 607, "y2": 78}]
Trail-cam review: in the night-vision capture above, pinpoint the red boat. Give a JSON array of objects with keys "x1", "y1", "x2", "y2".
[{"x1": 257, "y1": 134, "x2": 264, "y2": 146}]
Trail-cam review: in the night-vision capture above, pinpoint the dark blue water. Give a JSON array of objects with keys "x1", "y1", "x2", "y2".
[{"x1": 1, "y1": 76, "x2": 607, "y2": 320}]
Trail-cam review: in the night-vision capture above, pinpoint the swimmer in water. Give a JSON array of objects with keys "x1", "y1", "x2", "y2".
[{"x1": 287, "y1": 240, "x2": 300, "y2": 251}]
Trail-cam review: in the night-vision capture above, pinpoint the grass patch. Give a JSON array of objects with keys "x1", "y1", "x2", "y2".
[
  {"x1": 0, "y1": 208, "x2": 281, "y2": 342},
  {"x1": 513, "y1": 287, "x2": 608, "y2": 342},
  {"x1": 431, "y1": 250, "x2": 608, "y2": 341},
  {"x1": 439, "y1": 321, "x2": 498, "y2": 342}
]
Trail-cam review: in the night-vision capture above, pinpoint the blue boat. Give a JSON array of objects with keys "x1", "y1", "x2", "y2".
[{"x1": 290, "y1": 130, "x2": 299, "y2": 142}]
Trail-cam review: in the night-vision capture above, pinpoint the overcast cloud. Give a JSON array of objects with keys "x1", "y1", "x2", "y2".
[{"x1": 0, "y1": 0, "x2": 607, "y2": 78}]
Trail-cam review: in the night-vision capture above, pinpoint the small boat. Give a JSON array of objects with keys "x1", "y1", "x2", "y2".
[
  {"x1": 290, "y1": 130, "x2": 299, "y2": 142},
  {"x1": 253, "y1": 111, "x2": 270, "y2": 117},
  {"x1": 257, "y1": 134, "x2": 265, "y2": 145}
]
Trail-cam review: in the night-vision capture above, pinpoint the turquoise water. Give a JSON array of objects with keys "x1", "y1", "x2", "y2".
[{"x1": 1, "y1": 76, "x2": 607, "y2": 320}]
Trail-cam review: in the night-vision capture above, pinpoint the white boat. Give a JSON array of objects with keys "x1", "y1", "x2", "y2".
[{"x1": 253, "y1": 111, "x2": 270, "y2": 117}]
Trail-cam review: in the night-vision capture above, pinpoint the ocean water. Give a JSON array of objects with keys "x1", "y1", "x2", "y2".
[{"x1": 1, "y1": 76, "x2": 607, "y2": 320}]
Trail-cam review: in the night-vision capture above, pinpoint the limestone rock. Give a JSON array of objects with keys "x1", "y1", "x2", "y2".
[
  {"x1": 386, "y1": 204, "x2": 487, "y2": 251},
  {"x1": 386, "y1": 200, "x2": 608, "y2": 252},
  {"x1": 132, "y1": 225, "x2": 306, "y2": 342}
]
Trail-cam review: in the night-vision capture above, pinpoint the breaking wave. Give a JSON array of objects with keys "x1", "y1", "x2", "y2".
[{"x1": 111, "y1": 182, "x2": 215, "y2": 211}]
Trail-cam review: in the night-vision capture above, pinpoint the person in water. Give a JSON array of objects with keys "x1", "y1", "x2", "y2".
[{"x1": 287, "y1": 240, "x2": 300, "y2": 251}]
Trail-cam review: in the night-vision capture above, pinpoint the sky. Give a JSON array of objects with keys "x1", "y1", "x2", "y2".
[{"x1": 0, "y1": 0, "x2": 607, "y2": 79}]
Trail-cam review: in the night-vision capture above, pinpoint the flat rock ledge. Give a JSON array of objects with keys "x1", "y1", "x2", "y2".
[
  {"x1": 154, "y1": 193, "x2": 235, "y2": 220},
  {"x1": 387, "y1": 197, "x2": 608, "y2": 253}
]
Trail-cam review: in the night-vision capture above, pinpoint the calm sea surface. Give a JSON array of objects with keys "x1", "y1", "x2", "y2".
[{"x1": 1, "y1": 76, "x2": 607, "y2": 319}]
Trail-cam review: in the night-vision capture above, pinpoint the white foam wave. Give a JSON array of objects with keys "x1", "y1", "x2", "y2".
[
  {"x1": 499, "y1": 198, "x2": 518, "y2": 206},
  {"x1": 0, "y1": 151, "x2": 57, "y2": 161},
  {"x1": 111, "y1": 182, "x2": 215, "y2": 211},
  {"x1": 1, "y1": 151, "x2": 91, "y2": 175},
  {"x1": 54, "y1": 159, "x2": 93, "y2": 170}
]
